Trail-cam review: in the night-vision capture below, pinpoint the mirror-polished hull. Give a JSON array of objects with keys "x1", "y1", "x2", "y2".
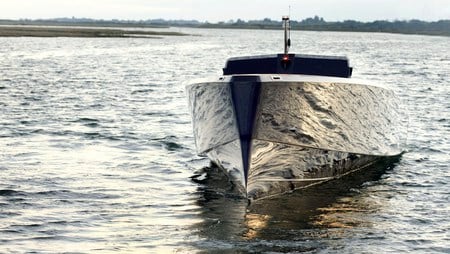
[{"x1": 187, "y1": 74, "x2": 407, "y2": 200}]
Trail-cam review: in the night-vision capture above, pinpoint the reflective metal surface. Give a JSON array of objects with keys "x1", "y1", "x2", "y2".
[
  {"x1": 248, "y1": 140, "x2": 379, "y2": 199},
  {"x1": 187, "y1": 81, "x2": 238, "y2": 154},
  {"x1": 206, "y1": 140, "x2": 246, "y2": 192},
  {"x1": 186, "y1": 75, "x2": 407, "y2": 199},
  {"x1": 205, "y1": 138, "x2": 380, "y2": 200},
  {"x1": 256, "y1": 81, "x2": 406, "y2": 156}
]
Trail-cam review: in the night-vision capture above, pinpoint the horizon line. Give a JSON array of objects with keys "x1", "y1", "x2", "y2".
[{"x1": 2, "y1": 16, "x2": 449, "y2": 23}]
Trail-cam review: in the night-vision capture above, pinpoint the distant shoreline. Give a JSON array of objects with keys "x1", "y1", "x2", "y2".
[
  {"x1": 0, "y1": 18, "x2": 449, "y2": 37},
  {"x1": 0, "y1": 25, "x2": 188, "y2": 38},
  {"x1": 198, "y1": 23, "x2": 450, "y2": 37},
  {"x1": 196, "y1": 18, "x2": 450, "y2": 37}
]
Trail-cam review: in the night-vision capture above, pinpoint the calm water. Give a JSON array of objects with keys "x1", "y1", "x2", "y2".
[{"x1": 0, "y1": 28, "x2": 449, "y2": 253}]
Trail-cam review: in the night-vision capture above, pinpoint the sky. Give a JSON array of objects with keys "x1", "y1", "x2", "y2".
[{"x1": 0, "y1": 0, "x2": 449, "y2": 22}]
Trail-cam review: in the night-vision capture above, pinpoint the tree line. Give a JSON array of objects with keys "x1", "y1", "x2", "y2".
[
  {"x1": 200, "y1": 16, "x2": 450, "y2": 36},
  {"x1": 1, "y1": 16, "x2": 448, "y2": 36}
]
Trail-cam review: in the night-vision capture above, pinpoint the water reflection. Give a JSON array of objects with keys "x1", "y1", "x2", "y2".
[
  {"x1": 190, "y1": 165, "x2": 248, "y2": 242},
  {"x1": 191, "y1": 157, "x2": 400, "y2": 251}
]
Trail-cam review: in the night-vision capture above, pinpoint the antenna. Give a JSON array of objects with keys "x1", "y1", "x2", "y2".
[
  {"x1": 282, "y1": 15, "x2": 291, "y2": 55},
  {"x1": 288, "y1": 5, "x2": 292, "y2": 51}
]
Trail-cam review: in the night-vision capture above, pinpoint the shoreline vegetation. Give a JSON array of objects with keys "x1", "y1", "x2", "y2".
[
  {"x1": 0, "y1": 24, "x2": 187, "y2": 38},
  {"x1": 0, "y1": 17, "x2": 449, "y2": 37},
  {"x1": 0, "y1": 26, "x2": 188, "y2": 38},
  {"x1": 200, "y1": 17, "x2": 450, "y2": 37}
]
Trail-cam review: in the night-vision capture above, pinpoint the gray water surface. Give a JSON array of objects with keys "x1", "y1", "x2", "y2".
[{"x1": 0, "y1": 28, "x2": 449, "y2": 253}]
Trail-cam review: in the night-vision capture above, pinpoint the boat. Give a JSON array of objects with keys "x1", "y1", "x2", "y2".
[{"x1": 186, "y1": 16, "x2": 407, "y2": 200}]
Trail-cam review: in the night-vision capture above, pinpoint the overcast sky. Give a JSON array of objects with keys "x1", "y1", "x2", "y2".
[{"x1": 0, "y1": 0, "x2": 449, "y2": 22}]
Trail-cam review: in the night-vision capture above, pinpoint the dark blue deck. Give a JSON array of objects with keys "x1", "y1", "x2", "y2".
[{"x1": 223, "y1": 54, "x2": 352, "y2": 78}]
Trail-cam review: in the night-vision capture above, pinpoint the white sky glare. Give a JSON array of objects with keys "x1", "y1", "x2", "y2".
[{"x1": 0, "y1": 0, "x2": 449, "y2": 22}]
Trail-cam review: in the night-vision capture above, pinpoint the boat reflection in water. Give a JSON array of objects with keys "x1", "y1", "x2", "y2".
[
  {"x1": 187, "y1": 15, "x2": 407, "y2": 252},
  {"x1": 190, "y1": 157, "x2": 400, "y2": 251}
]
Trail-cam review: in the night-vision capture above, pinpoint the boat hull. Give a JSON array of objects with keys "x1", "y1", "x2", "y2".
[
  {"x1": 206, "y1": 139, "x2": 385, "y2": 200},
  {"x1": 187, "y1": 74, "x2": 406, "y2": 199}
]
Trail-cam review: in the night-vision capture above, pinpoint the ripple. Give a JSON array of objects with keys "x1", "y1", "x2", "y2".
[
  {"x1": 0, "y1": 189, "x2": 27, "y2": 197},
  {"x1": 131, "y1": 88, "x2": 154, "y2": 94},
  {"x1": 74, "y1": 117, "x2": 100, "y2": 123},
  {"x1": 153, "y1": 135, "x2": 186, "y2": 151}
]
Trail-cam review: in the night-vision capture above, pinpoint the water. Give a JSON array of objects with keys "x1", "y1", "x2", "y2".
[{"x1": 0, "y1": 28, "x2": 449, "y2": 253}]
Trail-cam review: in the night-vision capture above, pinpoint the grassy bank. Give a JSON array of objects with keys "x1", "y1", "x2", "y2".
[
  {"x1": 0, "y1": 25, "x2": 188, "y2": 38},
  {"x1": 0, "y1": 19, "x2": 168, "y2": 28}
]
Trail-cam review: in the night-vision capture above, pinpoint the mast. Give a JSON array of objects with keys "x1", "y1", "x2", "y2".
[{"x1": 282, "y1": 16, "x2": 291, "y2": 55}]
